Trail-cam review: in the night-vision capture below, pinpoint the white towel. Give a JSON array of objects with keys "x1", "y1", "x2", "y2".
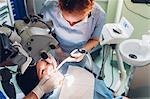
[{"x1": 59, "y1": 66, "x2": 94, "y2": 99}]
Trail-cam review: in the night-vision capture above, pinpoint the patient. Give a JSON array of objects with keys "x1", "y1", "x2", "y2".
[
  {"x1": 24, "y1": 55, "x2": 128, "y2": 99},
  {"x1": 24, "y1": 56, "x2": 64, "y2": 99}
]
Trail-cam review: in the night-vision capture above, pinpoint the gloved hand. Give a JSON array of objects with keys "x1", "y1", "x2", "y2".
[
  {"x1": 32, "y1": 68, "x2": 64, "y2": 99},
  {"x1": 70, "y1": 48, "x2": 87, "y2": 62},
  {"x1": 34, "y1": 54, "x2": 64, "y2": 99}
]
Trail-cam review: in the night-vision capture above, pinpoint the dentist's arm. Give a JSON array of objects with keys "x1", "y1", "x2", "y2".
[
  {"x1": 83, "y1": 39, "x2": 99, "y2": 52},
  {"x1": 70, "y1": 39, "x2": 99, "y2": 62},
  {"x1": 24, "y1": 57, "x2": 64, "y2": 99},
  {"x1": 24, "y1": 92, "x2": 38, "y2": 99}
]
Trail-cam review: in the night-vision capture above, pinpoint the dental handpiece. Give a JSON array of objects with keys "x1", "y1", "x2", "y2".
[
  {"x1": 57, "y1": 49, "x2": 87, "y2": 70},
  {"x1": 40, "y1": 49, "x2": 88, "y2": 71}
]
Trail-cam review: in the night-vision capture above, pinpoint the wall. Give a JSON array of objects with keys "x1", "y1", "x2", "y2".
[
  {"x1": 99, "y1": 0, "x2": 150, "y2": 38},
  {"x1": 122, "y1": 0, "x2": 150, "y2": 39},
  {"x1": 96, "y1": 0, "x2": 108, "y2": 12},
  {"x1": 122, "y1": 0, "x2": 150, "y2": 98},
  {"x1": 96, "y1": 0, "x2": 118, "y2": 23},
  {"x1": 98, "y1": 0, "x2": 150, "y2": 98},
  {"x1": 128, "y1": 64, "x2": 150, "y2": 98}
]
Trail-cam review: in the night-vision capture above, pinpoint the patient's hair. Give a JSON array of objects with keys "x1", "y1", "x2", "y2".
[{"x1": 59, "y1": 0, "x2": 94, "y2": 13}]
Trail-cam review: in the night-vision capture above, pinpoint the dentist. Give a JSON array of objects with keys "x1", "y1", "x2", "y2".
[
  {"x1": 17, "y1": 0, "x2": 106, "y2": 98},
  {"x1": 41, "y1": 0, "x2": 105, "y2": 62}
]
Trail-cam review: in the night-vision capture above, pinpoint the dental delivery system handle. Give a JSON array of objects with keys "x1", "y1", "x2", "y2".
[
  {"x1": 41, "y1": 49, "x2": 93, "y2": 72},
  {"x1": 57, "y1": 49, "x2": 93, "y2": 71}
]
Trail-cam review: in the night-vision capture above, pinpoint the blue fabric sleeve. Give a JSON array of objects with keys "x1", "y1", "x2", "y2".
[
  {"x1": 115, "y1": 96, "x2": 123, "y2": 99},
  {"x1": 94, "y1": 79, "x2": 114, "y2": 99},
  {"x1": 0, "y1": 91, "x2": 6, "y2": 99},
  {"x1": 40, "y1": 0, "x2": 58, "y2": 22},
  {"x1": 91, "y1": 11, "x2": 106, "y2": 39}
]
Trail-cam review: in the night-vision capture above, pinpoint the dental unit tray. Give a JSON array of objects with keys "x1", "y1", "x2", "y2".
[{"x1": 100, "y1": 17, "x2": 134, "y2": 45}]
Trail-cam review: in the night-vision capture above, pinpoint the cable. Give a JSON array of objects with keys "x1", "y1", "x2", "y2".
[
  {"x1": 145, "y1": 0, "x2": 150, "y2": 4},
  {"x1": 109, "y1": 49, "x2": 114, "y2": 88},
  {"x1": 30, "y1": 15, "x2": 53, "y2": 33},
  {"x1": 146, "y1": 4, "x2": 150, "y2": 7},
  {"x1": 98, "y1": 45, "x2": 106, "y2": 80},
  {"x1": 124, "y1": 0, "x2": 150, "y2": 20},
  {"x1": 98, "y1": 45, "x2": 110, "y2": 80},
  {"x1": 37, "y1": 18, "x2": 52, "y2": 33}
]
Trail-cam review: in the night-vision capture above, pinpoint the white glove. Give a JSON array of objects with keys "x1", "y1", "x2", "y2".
[
  {"x1": 32, "y1": 70, "x2": 64, "y2": 99},
  {"x1": 70, "y1": 48, "x2": 87, "y2": 62}
]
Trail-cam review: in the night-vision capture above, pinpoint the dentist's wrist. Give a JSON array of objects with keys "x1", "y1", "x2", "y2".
[
  {"x1": 55, "y1": 44, "x2": 60, "y2": 49},
  {"x1": 24, "y1": 92, "x2": 38, "y2": 99},
  {"x1": 79, "y1": 48, "x2": 88, "y2": 54},
  {"x1": 32, "y1": 85, "x2": 45, "y2": 99}
]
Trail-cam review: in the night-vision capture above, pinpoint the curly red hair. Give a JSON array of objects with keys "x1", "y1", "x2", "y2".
[{"x1": 59, "y1": 0, "x2": 94, "y2": 13}]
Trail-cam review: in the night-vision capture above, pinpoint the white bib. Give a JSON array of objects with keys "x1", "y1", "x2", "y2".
[{"x1": 59, "y1": 66, "x2": 95, "y2": 99}]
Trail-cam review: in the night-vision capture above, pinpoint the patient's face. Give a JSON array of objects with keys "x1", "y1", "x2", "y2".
[{"x1": 61, "y1": 10, "x2": 90, "y2": 26}]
